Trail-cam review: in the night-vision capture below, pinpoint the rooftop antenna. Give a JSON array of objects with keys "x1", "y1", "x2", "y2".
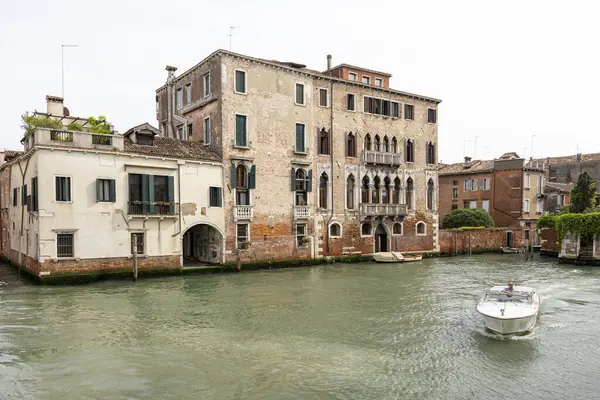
[
  {"x1": 61, "y1": 44, "x2": 78, "y2": 98},
  {"x1": 530, "y1": 134, "x2": 538, "y2": 159},
  {"x1": 228, "y1": 26, "x2": 240, "y2": 51}
]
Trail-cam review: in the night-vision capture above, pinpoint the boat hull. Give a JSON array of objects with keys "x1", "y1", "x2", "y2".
[
  {"x1": 481, "y1": 313, "x2": 538, "y2": 335},
  {"x1": 373, "y1": 252, "x2": 422, "y2": 263}
]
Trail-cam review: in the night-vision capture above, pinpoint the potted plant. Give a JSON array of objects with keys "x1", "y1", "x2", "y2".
[
  {"x1": 240, "y1": 241, "x2": 251, "y2": 250},
  {"x1": 300, "y1": 237, "x2": 311, "y2": 246}
]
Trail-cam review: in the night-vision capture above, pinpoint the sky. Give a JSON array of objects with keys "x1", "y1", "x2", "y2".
[{"x1": 1, "y1": 0, "x2": 599, "y2": 163}]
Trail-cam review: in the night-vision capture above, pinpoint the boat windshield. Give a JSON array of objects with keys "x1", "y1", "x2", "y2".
[{"x1": 484, "y1": 291, "x2": 532, "y2": 304}]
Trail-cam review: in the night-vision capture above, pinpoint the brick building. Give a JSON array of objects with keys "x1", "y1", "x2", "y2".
[
  {"x1": 156, "y1": 50, "x2": 441, "y2": 262},
  {"x1": 439, "y1": 152, "x2": 544, "y2": 247}
]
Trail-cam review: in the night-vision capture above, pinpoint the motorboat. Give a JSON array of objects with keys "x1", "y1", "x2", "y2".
[
  {"x1": 373, "y1": 252, "x2": 423, "y2": 263},
  {"x1": 476, "y1": 285, "x2": 540, "y2": 335},
  {"x1": 501, "y1": 247, "x2": 523, "y2": 254}
]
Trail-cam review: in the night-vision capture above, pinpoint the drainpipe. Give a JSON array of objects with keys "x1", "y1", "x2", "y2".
[
  {"x1": 172, "y1": 161, "x2": 183, "y2": 237},
  {"x1": 325, "y1": 79, "x2": 334, "y2": 254},
  {"x1": 16, "y1": 156, "x2": 31, "y2": 273}
]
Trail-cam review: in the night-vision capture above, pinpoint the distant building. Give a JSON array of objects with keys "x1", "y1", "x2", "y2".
[{"x1": 0, "y1": 96, "x2": 224, "y2": 279}]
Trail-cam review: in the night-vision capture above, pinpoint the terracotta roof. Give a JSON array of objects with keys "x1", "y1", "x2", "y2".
[
  {"x1": 545, "y1": 182, "x2": 573, "y2": 193},
  {"x1": 124, "y1": 137, "x2": 221, "y2": 162},
  {"x1": 532, "y1": 152, "x2": 600, "y2": 166},
  {"x1": 439, "y1": 160, "x2": 495, "y2": 175},
  {"x1": 3, "y1": 150, "x2": 23, "y2": 162},
  {"x1": 124, "y1": 122, "x2": 160, "y2": 137},
  {"x1": 499, "y1": 152, "x2": 520, "y2": 159},
  {"x1": 327, "y1": 63, "x2": 392, "y2": 77}
]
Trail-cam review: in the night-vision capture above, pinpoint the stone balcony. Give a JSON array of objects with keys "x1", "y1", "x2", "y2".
[
  {"x1": 363, "y1": 150, "x2": 403, "y2": 166},
  {"x1": 24, "y1": 128, "x2": 124, "y2": 152},
  {"x1": 234, "y1": 205, "x2": 253, "y2": 221},
  {"x1": 360, "y1": 203, "x2": 407, "y2": 217},
  {"x1": 294, "y1": 205, "x2": 310, "y2": 220}
]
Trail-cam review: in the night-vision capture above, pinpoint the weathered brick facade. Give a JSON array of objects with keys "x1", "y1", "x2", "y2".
[{"x1": 439, "y1": 228, "x2": 524, "y2": 254}]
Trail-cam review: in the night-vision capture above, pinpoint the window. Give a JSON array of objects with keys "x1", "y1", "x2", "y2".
[
  {"x1": 405, "y1": 104, "x2": 414, "y2": 120},
  {"x1": 347, "y1": 94, "x2": 355, "y2": 111},
  {"x1": 329, "y1": 223, "x2": 341, "y2": 237},
  {"x1": 451, "y1": 204, "x2": 458, "y2": 210},
  {"x1": 391, "y1": 102, "x2": 400, "y2": 118},
  {"x1": 537, "y1": 175, "x2": 543, "y2": 194},
  {"x1": 374, "y1": 135, "x2": 381, "y2": 152},
  {"x1": 319, "y1": 173, "x2": 329, "y2": 209},
  {"x1": 31, "y1": 177, "x2": 38, "y2": 211},
  {"x1": 364, "y1": 96, "x2": 399, "y2": 117},
  {"x1": 482, "y1": 200, "x2": 490, "y2": 213},
  {"x1": 393, "y1": 177, "x2": 401, "y2": 204},
  {"x1": 365, "y1": 134, "x2": 372, "y2": 151},
  {"x1": 405, "y1": 139, "x2": 414, "y2": 162},
  {"x1": 55, "y1": 176, "x2": 71, "y2": 202},
  {"x1": 362, "y1": 76, "x2": 371, "y2": 84},
  {"x1": 537, "y1": 198, "x2": 543, "y2": 213},
  {"x1": 480, "y1": 178, "x2": 490, "y2": 191},
  {"x1": 383, "y1": 136, "x2": 390, "y2": 153},
  {"x1": 406, "y1": 177, "x2": 414, "y2": 209},
  {"x1": 176, "y1": 88, "x2": 183, "y2": 109},
  {"x1": 185, "y1": 84, "x2": 192, "y2": 105},
  {"x1": 209, "y1": 187, "x2": 222, "y2": 207},
  {"x1": 416, "y1": 222, "x2": 426, "y2": 235},
  {"x1": 235, "y1": 70, "x2": 246, "y2": 94},
  {"x1": 346, "y1": 132, "x2": 357, "y2": 157},
  {"x1": 319, "y1": 88, "x2": 328, "y2": 107},
  {"x1": 375, "y1": 78, "x2": 383, "y2": 87},
  {"x1": 463, "y1": 201, "x2": 471, "y2": 208},
  {"x1": 452, "y1": 188, "x2": 459, "y2": 199},
  {"x1": 471, "y1": 179, "x2": 478, "y2": 191},
  {"x1": 372, "y1": 176, "x2": 380, "y2": 203},
  {"x1": 361, "y1": 223, "x2": 372, "y2": 236},
  {"x1": 12, "y1": 187, "x2": 18, "y2": 207},
  {"x1": 346, "y1": 174, "x2": 355, "y2": 209},
  {"x1": 393, "y1": 223, "x2": 403, "y2": 235},
  {"x1": 295, "y1": 83, "x2": 305, "y2": 105},
  {"x1": 427, "y1": 178, "x2": 434, "y2": 210},
  {"x1": 318, "y1": 128, "x2": 329, "y2": 155},
  {"x1": 127, "y1": 174, "x2": 175, "y2": 215},
  {"x1": 22, "y1": 184, "x2": 27, "y2": 206},
  {"x1": 348, "y1": 72, "x2": 357, "y2": 81},
  {"x1": 524, "y1": 199, "x2": 530, "y2": 212},
  {"x1": 295, "y1": 123, "x2": 306, "y2": 153},
  {"x1": 187, "y1": 123, "x2": 193, "y2": 139},
  {"x1": 203, "y1": 73, "x2": 211, "y2": 97},
  {"x1": 235, "y1": 165, "x2": 249, "y2": 206},
  {"x1": 427, "y1": 108, "x2": 437, "y2": 123},
  {"x1": 453, "y1": 180, "x2": 459, "y2": 185},
  {"x1": 235, "y1": 114, "x2": 247, "y2": 147},
  {"x1": 525, "y1": 173, "x2": 530, "y2": 188},
  {"x1": 464, "y1": 180, "x2": 472, "y2": 191},
  {"x1": 426, "y1": 142, "x2": 436, "y2": 164},
  {"x1": 361, "y1": 176, "x2": 370, "y2": 204},
  {"x1": 382, "y1": 176, "x2": 391, "y2": 204},
  {"x1": 236, "y1": 224, "x2": 249, "y2": 248},
  {"x1": 96, "y1": 179, "x2": 116, "y2": 202},
  {"x1": 391, "y1": 137, "x2": 398, "y2": 153},
  {"x1": 131, "y1": 233, "x2": 144, "y2": 255},
  {"x1": 204, "y1": 117, "x2": 211, "y2": 144},
  {"x1": 296, "y1": 223, "x2": 307, "y2": 247},
  {"x1": 177, "y1": 127, "x2": 183, "y2": 140},
  {"x1": 293, "y1": 168, "x2": 311, "y2": 206},
  {"x1": 56, "y1": 233, "x2": 74, "y2": 258}
]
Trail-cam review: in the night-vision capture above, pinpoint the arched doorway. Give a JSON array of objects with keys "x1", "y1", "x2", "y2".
[
  {"x1": 374, "y1": 224, "x2": 388, "y2": 253},
  {"x1": 182, "y1": 223, "x2": 223, "y2": 266}
]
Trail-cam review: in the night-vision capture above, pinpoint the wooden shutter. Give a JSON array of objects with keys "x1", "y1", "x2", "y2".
[
  {"x1": 109, "y1": 179, "x2": 116, "y2": 202},
  {"x1": 66, "y1": 178, "x2": 71, "y2": 201},
  {"x1": 307, "y1": 170, "x2": 313, "y2": 192},
  {"x1": 32, "y1": 177, "x2": 38, "y2": 211},
  {"x1": 22, "y1": 184, "x2": 27, "y2": 205},
  {"x1": 291, "y1": 168, "x2": 296, "y2": 191},
  {"x1": 217, "y1": 187, "x2": 222, "y2": 207},
  {"x1": 236, "y1": 115, "x2": 246, "y2": 146},
  {"x1": 168, "y1": 176, "x2": 175, "y2": 214},
  {"x1": 55, "y1": 177, "x2": 60, "y2": 201},
  {"x1": 141, "y1": 174, "x2": 150, "y2": 214},
  {"x1": 96, "y1": 179, "x2": 102, "y2": 202},
  {"x1": 344, "y1": 132, "x2": 348, "y2": 157},
  {"x1": 231, "y1": 163, "x2": 237, "y2": 189},
  {"x1": 248, "y1": 165, "x2": 256, "y2": 189}
]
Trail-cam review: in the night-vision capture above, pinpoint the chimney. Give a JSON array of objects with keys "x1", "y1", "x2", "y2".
[
  {"x1": 0, "y1": 150, "x2": 5, "y2": 166},
  {"x1": 327, "y1": 54, "x2": 332, "y2": 71},
  {"x1": 464, "y1": 156, "x2": 472, "y2": 162},
  {"x1": 577, "y1": 153, "x2": 582, "y2": 162},
  {"x1": 166, "y1": 65, "x2": 178, "y2": 83},
  {"x1": 46, "y1": 95, "x2": 64, "y2": 116}
]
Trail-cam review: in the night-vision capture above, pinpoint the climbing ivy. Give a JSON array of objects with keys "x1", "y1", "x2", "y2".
[
  {"x1": 537, "y1": 214, "x2": 556, "y2": 228},
  {"x1": 67, "y1": 121, "x2": 83, "y2": 131},
  {"x1": 555, "y1": 212, "x2": 600, "y2": 247}
]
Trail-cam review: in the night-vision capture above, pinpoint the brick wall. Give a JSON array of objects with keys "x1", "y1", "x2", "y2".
[
  {"x1": 540, "y1": 226, "x2": 559, "y2": 254},
  {"x1": 439, "y1": 228, "x2": 524, "y2": 254}
]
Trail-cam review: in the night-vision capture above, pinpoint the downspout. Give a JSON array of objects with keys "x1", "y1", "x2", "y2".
[
  {"x1": 171, "y1": 162, "x2": 183, "y2": 238},
  {"x1": 325, "y1": 79, "x2": 334, "y2": 254},
  {"x1": 17, "y1": 156, "x2": 31, "y2": 271}
]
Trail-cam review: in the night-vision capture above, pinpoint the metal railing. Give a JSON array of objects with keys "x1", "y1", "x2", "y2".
[
  {"x1": 128, "y1": 201, "x2": 178, "y2": 216},
  {"x1": 50, "y1": 130, "x2": 74, "y2": 142},
  {"x1": 294, "y1": 205, "x2": 310, "y2": 219},
  {"x1": 234, "y1": 205, "x2": 253, "y2": 220},
  {"x1": 363, "y1": 150, "x2": 403, "y2": 166},
  {"x1": 92, "y1": 134, "x2": 112, "y2": 145},
  {"x1": 360, "y1": 203, "x2": 407, "y2": 217}
]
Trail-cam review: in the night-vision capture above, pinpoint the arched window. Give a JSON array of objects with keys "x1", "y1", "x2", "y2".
[
  {"x1": 393, "y1": 223, "x2": 403, "y2": 235},
  {"x1": 295, "y1": 169, "x2": 308, "y2": 206},
  {"x1": 393, "y1": 177, "x2": 401, "y2": 204},
  {"x1": 318, "y1": 128, "x2": 330, "y2": 155},
  {"x1": 346, "y1": 132, "x2": 357, "y2": 158},
  {"x1": 416, "y1": 222, "x2": 426, "y2": 235},
  {"x1": 374, "y1": 135, "x2": 381, "y2": 152},
  {"x1": 406, "y1": 139, "x2": 414, "y2": 162},
  {"x1": 427, "y1": 178, "x2": 434, "y2": 210},
  {"x1": 372, "y1": 175, "x2": 381, "y2": 203},
  {"x1": 365, "y1": 134, "x2": 372, "y2": 151},
  {"x1": 346, "y1": 174, "x2": 355, "y2": 209},
  {"x1": 382, "y1": 176, "x2": 391, "y2": 204},
  {"x1": 426, "y1": 142, "x2": 436, "y2": 164},
  {"x1": 383, "y1": 136, "x2": 389, "y2": 152},
  {"x1": 236, "y1": 165, "x2": 249, "y2": 205},
  {"x1": 361, "y1": 175, "x2": 370, "y2": 204},
  {"x1": 406, "y1": 177, "x2": 414, "y2": 210},
  {"x1": 361, "y1": 223, "x2": 372, "y2": 236},
  {"x1": 330, "y1": 223, "x2": 341, "y2": 237},
  {"x1": 319, "y1": 172, "x2": 329, "y2": 209},
  {"x1": 391, "y1": 137, "x2": 398, "y2": 153}
]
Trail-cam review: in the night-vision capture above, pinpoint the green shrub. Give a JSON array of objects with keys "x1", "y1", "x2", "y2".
[
  {"x1": 537, "y1": 214, "x2": 556, "y2": 227},
  {"x1": 555, "y1": 212, "x2": 600, "y2": 246},
  {"x1": 67, "y1": 121, "x2": 83, "y2": 131},
  {"x1": 443, "y1": 208, "x2": 494, "y2": 229},
  {"x1": 21, "y1": 112, "x2": 63, "y2": 138},
  {"x1": 87, "y1": 116, "x2": 111, "y2": 134}
]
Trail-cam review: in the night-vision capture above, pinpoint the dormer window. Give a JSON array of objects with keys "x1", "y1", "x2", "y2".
[{"x1": 136, "y1": 134, "x2": 154, "y2": 146}]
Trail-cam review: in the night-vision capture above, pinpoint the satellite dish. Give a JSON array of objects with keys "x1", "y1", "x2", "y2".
[{"x1": 63, "y1": 107, "x2": 70, "y2": 116}]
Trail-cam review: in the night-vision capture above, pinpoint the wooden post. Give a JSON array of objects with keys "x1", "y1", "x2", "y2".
[
  {"x1": 454, "y1": 231, "x2": 458, "y2": 256},
  {"x1": 132, "y1": 234, "x2": 138, "y2": 281},
  {"x1": 236, "y1": 247, "x2": 241, "y2": 272},
  {"x1": 469, "y1": 233, "x2": 472, "y2": 256}
]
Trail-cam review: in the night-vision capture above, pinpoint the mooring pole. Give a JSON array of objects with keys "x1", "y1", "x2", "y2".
[
  {"x1": 236, "y1": 247, "x2": 241, "y2": 272},
  {"x1": 469, "y1": 233, "x2": 472, "y2": 256},
  {"x1": 132, "y1": 234, "x2": 138, "y2": 281}
]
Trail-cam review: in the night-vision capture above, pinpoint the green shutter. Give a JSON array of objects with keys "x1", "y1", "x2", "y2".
[
  {"x1": 291, "y1": 168, "x2": 296, "y2": 191},
  {"x1": 217, "y1": 187, "x2": 222, "y2": 207},
  {"x1": 307, "y1": 170, "x2": 313, "y2": 192},
  {"x1": 236, "y1": 115, "x2": 246, "y2": 146},
  {"x1": 32, "y1": 177, "x2": 38, "y2": 211},
  {"x1": 295, "y1": 124, "x2": 304, "y2": 152},
  {"x1": 141, "y1": 174, "x2": 150, "y2": 214},
  {"x1": 231, "y1": 163, "x2": 237, "y2": 189},
  {"x1": 248, "y1": 165, "x2": 256, "y2": 189},
  {"x1": 22, "y1": 184, "x2": 27, "y2": 205},
  {"x1": 168, "y1": 176, "x2": 175, "y2": 214},
  {"x1": 109, "y1": 179, "x2": 116, "y2": 202},
  {"x1": 55, "y1": 177, "x2": 60, "y2": 201},
  {"x1": 66, "y1": 178, "x2": 71, "y2": 201},
  {"x1": 96, "y1": 179, "x2": 102, "y2": 202}
]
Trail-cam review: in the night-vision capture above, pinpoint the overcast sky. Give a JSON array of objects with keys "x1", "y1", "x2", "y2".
[{"x1": 1, "y1": 0, "x2": 598, "y2": 163}]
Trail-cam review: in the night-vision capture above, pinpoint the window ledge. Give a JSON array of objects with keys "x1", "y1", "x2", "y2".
[
  {"x1": 234, "y1": 91, "x2": 248, "y2": 96},
  {"x1": 233, "y1": 145, "x2": 251, "y2": 150},
  {"x1": 294, "y1": 151, "x2": 308, "y2": 155},
  {"x1": 294, "y1": 102, "x2": 307, "y2": 107}
]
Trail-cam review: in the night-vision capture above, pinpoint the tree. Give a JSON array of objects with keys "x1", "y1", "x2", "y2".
[
  {"x1": 443, "y1": 208, "x2": 494, "y2": 229},
  {"x1": 570, "y1": 172, "x2": 596, "y2": 213}
]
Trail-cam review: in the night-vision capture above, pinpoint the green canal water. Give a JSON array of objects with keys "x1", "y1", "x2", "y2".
[{"x1": 1, "y1": 254, "x2": 600, "y2": 400}]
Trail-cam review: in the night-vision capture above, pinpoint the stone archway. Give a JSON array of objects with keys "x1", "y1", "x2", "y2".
[
  {"x1": 182, "y1": 223, "x2": 223, "y2": 266},
  {"x1": 374, "y1": 223, "x2": 388, "y2": 253}
]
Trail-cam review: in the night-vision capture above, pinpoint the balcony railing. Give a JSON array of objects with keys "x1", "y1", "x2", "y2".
[
  {"x1": 50, "y1": 130, "x2": 74, "y2": 143},
  {"x1": 128, "y1": 201, "x2": 178, "y2": 216},
  {"x1": 234, "y1": 205, "x2": 253, "y2": 220},
  {"x1": 363, "y1": 150, "x2": 403, "y2": 166},
  {"x1": 92, "y1": 134, "x2": 112, "y2": 146},
  {"x1": 294, "y1": 205, "x2": 310, "y2": 220},
  {"x1": 360, "y1": 203, "x2": 407, "y2": 217}
]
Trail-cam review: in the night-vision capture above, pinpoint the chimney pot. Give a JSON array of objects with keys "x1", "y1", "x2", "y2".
[
  {"x1": 46, "y1": 95, "x2": 64, "y2": 116},
  {"x1": 464, "y1": 156, "x2": 472, "y2": 162},
  {"x1": 327, "y1": 54, "x2": 332, "y2": 71}
]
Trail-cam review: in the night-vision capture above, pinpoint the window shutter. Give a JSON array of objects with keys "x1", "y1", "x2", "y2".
[
  {"x1": 55, "y1": 177, "x2": 60, "y2": 201},
  {"x1": 168, "y1": 176, "x2": 175, "y2": 214},
  {"x1": 141, "y1": 174, "x2": 150, "y2": 214},
  {"x1": 66, "y1": 178, "x2": 71, "y2": 201},
  {"x1": 295, "y1": 125, "x2": 303, "y2": 152},
  {"x1": 109, "y1": 179, "x2": 116, "y2": 202},
  {"x1": 248, "y1": 165, "x2": 256, "y2": 189},
  {"x1": 22, "y1": 185, "x2": 27, "y2": 205},
  {"x1": 231, "y1": 163, "x2": 237, "y2": 189},
  {"x1": 291, "y1": 168, "x2": 296, "y2": 191},
  {"x1": 344, "y1": 132, "x2": 348, "y2": 157},
  {"x1": 32, "y1": 177, "x2": 38, "y2": 211},
  {"x1": 217, "y1": 187, "x2": 222, "y2": 207},
  {"x1": 307, "y1": 170, "x2": 313, "y2": 192},
  {"x1": 96, "y1": 179, "x2": 102, "y2": 202}
]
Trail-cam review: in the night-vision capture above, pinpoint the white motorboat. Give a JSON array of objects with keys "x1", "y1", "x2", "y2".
[
  {"x1": 372, "y1": 252, "x2": 423, "y2": 263},
  {"x1": 476, "y1": 285, "x2": 540, "y2": 335}
]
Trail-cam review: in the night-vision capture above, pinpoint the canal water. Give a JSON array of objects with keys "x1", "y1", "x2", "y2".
[{"x1": 1, "y1": 254, "x2": 600, "y2": 400}]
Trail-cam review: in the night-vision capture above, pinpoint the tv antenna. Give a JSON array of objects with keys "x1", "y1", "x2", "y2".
[
  {"x1": 61, "y1": 44, "x2": 78, "y2": 98},
  {"x1": 229, "y1": 26, "x2": 240, "y2": 50}
]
